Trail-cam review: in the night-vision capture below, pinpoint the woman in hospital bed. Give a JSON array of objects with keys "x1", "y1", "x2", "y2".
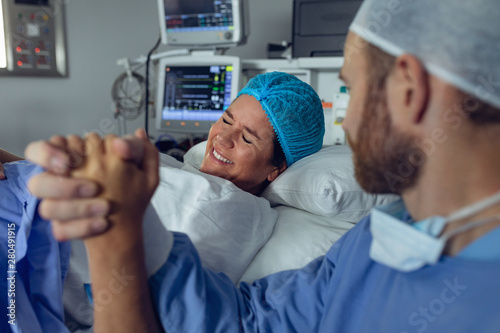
[
  {"x1": 149, "y1": 71, "x2": 325, "y2": 284},
  {"x1": 74, "y1": 71, "x2": 324, "y2": 281},
  {"x1": 0, "y1": 71, "x2": 325, "y2": 331}
]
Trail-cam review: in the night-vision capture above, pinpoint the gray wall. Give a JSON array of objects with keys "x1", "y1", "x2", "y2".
[{"x1": 0, "y1": 0, "x2": 294, "y2": 155}]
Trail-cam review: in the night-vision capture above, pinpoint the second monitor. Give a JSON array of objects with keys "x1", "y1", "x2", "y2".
[
  {"x1": 156, "y1": 55, "x2": 241, "y2": 134},
  {"x1": 157, "y1": 0, "x2": 248, "y2": 48}
]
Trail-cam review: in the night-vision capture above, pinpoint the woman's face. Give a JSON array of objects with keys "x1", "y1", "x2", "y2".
[{"x1": 200, "y1": 94, "x2": 284, "y2": 195}]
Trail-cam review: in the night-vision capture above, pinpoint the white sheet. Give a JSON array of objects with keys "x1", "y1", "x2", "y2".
[{"x1": 151, "y1": 154, "x2": 278, "y2": 284}]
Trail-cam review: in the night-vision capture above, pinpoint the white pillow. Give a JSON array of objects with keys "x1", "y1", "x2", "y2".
[
  {"x1": 184, "y1": 142, "x2": 398, "y2": 218},
  {"x1": 262, "y1": 145, "x2": 398, "y2": 217},
  {"x1": 239, "y1": 205, "x2": 354, "y2": 283},
  {"x1": 183, "y1": 140, "x2": 207, "y2": 170}
]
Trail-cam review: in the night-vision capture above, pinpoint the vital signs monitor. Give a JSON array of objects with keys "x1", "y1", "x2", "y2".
[
  {"x1": 157, "y1": 0, "x2": 248, "y2": 48},
  {"x1": 155, "y1": 55, "x2": 241, "y2": 134}
]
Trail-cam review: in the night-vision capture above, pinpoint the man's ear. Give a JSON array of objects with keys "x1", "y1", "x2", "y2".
[
  {"x1": 387, "y1": 54, "x2": 429, "y2": 125},
  {"x1": 267, "y1": 162, "x2": 287, "y2": 182}
]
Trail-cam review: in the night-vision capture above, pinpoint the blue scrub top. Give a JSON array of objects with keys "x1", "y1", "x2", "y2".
[
  {"x1": 0, "y1": 161, "x2": 70, "y2": 333},
  {"x1": 149, "y1": 217, "x2": 500, "y2": 332}
]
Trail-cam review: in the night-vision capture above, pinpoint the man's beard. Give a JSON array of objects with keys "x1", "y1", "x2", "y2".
[{"x1": 348, "y1": 88, "x2": 425, "y2": 195}]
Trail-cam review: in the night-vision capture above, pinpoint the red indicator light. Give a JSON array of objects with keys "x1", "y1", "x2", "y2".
[
  {"x1": 16, "y1": 47, "x2": 22, "y2": 52},
  {"x1": 35, "y1": 48, "x2": 40, "y2": 53},
  {"x1": 195, "y1": 122, "x2": 200, "y2": 127},
  {"x1": 180, "y1": 122, "x2": 186, "y2": 126},
  {"x1": 17, "y1": 61, "x2": 23, "y2": 67}
]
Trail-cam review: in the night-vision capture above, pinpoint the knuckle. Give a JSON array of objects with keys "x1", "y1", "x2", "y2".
[
  {"x1": 68, "y1": 150, "x2": 85, "y2": 169},
  {"x1": 52, "y1": 218, "x2": 96, "y2": 241},
  {"x1": 67, "y1": 134, "x2": 82, "y2": 142},
  {"x1": 67, "y1": 181, "x2": 85, "y2": 198},
  {"x1": 39, "y1": 201, "x2": 55, "y2": 220},
  {"x1": 51, "y1": 221, "x2": 66, "y2": 241},
  {"x1": 75, "y1": 218, "x2": 101, "y2": 240},
  {"x1": 68, "y1": 135, "x2": 85, "y2": 151},
  {"x1": 27, "y1": 175, "x2": 41, "y2": 195},
  {"x1": 82, "y1": 201, "x2": 96, "y2": 218},
  {"x1": 49, "y1": 135, "x2": 67, "y2": 147}
]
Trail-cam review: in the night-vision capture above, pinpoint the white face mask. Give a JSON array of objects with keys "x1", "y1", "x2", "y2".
[{"x1": 369, "y1": 190, "x2": 500, "y2": 272}]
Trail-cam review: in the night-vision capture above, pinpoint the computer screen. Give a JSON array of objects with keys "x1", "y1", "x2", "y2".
[
  {"x1": 157, "y1": 0, "x2": 247, "y2": 47},
  {"x1": 156, "y1": 55, "x2": 241, "y2": 134}
]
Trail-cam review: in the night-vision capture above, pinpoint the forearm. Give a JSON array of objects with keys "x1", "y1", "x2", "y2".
[
  {"x1": 85, "y1": 225, "x2": 163, "y2": 333},
  {"x1": 0, "y1": 148, "x2": 23, "y2": 163}
]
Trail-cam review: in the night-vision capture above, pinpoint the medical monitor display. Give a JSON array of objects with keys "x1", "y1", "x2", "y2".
[
  {"x1": 158, "y1": 0, "x2": 246, "y2": 47},
  {"x1": 156, "y1": 56, "x2": 241, "y2": 133}
]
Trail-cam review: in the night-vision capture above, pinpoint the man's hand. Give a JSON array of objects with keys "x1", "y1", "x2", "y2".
[{"x1": 25, "y1": 129, "x2": 151, "y2": 241}]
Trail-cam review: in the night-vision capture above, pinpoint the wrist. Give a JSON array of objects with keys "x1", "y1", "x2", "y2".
[{"x1": 85, "y1": 217, "x2": 144, "y2": 255}]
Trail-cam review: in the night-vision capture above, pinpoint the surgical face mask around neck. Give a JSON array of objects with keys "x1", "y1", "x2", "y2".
[{"x1": 369, "y1": 190, "x2": 500, "y2": 272}]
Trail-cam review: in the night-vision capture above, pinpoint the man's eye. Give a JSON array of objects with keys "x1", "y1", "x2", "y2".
[
  {"x1": 222, "y1": 118, "x2": 230, "y2": 124},
  {"x1": 243, "y1": 135, "x2": 252, "y2": 144}
]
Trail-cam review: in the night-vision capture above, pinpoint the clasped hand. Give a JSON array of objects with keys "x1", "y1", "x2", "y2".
[{"x1": 25, "y1": 129, "x2": 159, "y2": 242}]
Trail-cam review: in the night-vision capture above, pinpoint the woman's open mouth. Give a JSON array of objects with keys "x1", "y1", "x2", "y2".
[{"x1": 213, "y1": 149, "x2": 233, "y2": 164}]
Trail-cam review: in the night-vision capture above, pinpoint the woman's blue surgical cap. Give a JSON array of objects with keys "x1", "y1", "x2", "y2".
[{"x1": 237, "y1": 72, "x2": 325, "y2": 166}]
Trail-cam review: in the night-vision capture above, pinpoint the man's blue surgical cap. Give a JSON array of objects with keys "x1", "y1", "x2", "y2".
[{"x1": 237, "y1": 72, "x2": 325, "y2": 166}]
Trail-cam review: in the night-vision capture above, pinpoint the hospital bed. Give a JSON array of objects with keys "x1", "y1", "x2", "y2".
[{"x1": 182, "y1": 141, "x2": 398, "y2": 283}]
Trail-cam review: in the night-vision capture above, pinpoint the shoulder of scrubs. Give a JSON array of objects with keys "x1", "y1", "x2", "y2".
[
  {"x1": 0, "y1": 161, "x2": 70, "y2": 333},
  {"x1": 456, "y1": 224, "x2": 500, "y2": 261}
]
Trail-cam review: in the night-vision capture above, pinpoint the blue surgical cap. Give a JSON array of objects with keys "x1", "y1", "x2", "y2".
[{"x1": 237, "y1": 72, "x2": 325, "y2": 166}]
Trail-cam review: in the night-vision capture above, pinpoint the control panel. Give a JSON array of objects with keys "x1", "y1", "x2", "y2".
[{"x1": 0, "y1": 0, "x2": 67, "y2": 77}]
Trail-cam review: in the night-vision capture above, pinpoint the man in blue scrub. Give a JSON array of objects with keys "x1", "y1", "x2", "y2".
[{"x1": 23, "y1": 0, "x2": 500, "y2": 332}]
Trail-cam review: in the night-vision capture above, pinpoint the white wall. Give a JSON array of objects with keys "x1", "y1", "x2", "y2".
[{"x1": 0, "y1": 0, "x2": 295, "y2": 155}]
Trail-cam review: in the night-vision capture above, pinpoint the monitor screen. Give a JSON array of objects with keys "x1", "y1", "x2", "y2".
[
  {"x1": 156, "y1": 55, "x2": 241, "y2": 133},
  {"x1": 157, "y1": 0, "x2": 247, "y2": 47}
]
